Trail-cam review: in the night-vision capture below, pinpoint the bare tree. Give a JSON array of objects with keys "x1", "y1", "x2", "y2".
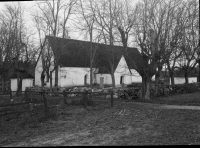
[
  {"x1": 152, "y1": 0, "x2": 185, "y2": 90},
  {"x1": 32, "y1": 11, "x2": 49, "y2": 87},
  {"x1": 89, "y1": 0, "x2": 119, "y2": 88},
  {"x1": 74, "y1": 0, "x2": 97, "y2": 88},
  {"x1": 130, "y1": 0, "x2": 171, "y2": 99},
  {"x1": 34, "y1": 0, "x2": 77, "y2": 89},
  {"x1": 114, "y1": 0, "x2": 138, "y2": 49},
  {"x1": 0, "y1": 2, "x2": 38, "y2": 93},
  {"x1": 175, "y1": 0, "x2": 199, "y2": 83}
]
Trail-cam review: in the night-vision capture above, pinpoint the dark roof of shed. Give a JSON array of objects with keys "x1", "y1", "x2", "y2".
[
  {"x1": 10, "y1": 73, "x2": 34, "y2": 79},
  {"x1": 46, "y1": 36, "x2": 141, "y2": 74}
]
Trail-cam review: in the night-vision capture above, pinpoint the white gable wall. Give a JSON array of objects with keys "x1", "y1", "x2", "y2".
[
  {"x1": 35, "y1": 41, "x2": 58, "y2": 87},
  {"x1": 115, "y1": 56, "x2": 143, "y2": 85},
  {"x1": 115, "y1": 56, "x2": 131, "y2": 75},
  {"x1": 35, "y1": 54, "x2": 57, "y2": 87},
  {"x1": 114, "y1": 56, "x2": 131, "y2": 85},
  {"x1": 130, "y1": 69, "x2": 142, "y2": 83},
  {"x1": 95, "y1": 56, "x2": 134, "y2": 86}
]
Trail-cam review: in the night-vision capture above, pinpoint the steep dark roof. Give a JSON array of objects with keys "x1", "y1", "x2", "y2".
[
  {"x1": 46, "y1": 36, "x2": 141, "y2": 74},
  {"x1": 124, "y1": 49, "x2": 144, "y2": 72}
]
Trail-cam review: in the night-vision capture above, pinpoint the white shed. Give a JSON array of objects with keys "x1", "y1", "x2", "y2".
[
  {"x1": 22, "y1": 78, "x2": 34, "y2": 91},
  {"x1": 10, "y1": 74, "x2": 34, "y2": 92},
  {"x1": 11, "y1": 78, "x2": 18, "y2": 91}
]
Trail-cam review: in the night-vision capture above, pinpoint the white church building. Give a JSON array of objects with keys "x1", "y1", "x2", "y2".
[{"x1": 35, "y1": 36, "x2": 143, "y2": 87}]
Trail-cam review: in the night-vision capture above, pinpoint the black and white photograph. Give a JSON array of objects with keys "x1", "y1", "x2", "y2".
[{"x1": 0, "y1": 0, "x2": 199, "y2": 146}]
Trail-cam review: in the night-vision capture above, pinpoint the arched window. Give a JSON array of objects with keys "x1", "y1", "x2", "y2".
[{"x1": 120, "y1": 76, "x2": 124, "y2": 84}]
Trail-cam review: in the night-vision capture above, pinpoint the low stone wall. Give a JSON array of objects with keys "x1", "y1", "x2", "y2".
[{"x1": 25, "y1": 82, "x2": 200, "y2": 99}]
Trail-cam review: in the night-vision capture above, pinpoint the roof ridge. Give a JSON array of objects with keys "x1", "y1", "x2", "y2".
[{"x1": 45, "y1": 35, "x2": 137, "y2": 49}]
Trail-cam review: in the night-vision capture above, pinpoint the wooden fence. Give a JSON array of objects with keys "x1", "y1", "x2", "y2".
[{"x1": 0, "y1": 90, "x2": 114, "y2": 116}]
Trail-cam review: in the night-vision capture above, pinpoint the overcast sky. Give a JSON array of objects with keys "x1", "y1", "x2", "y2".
[{"x1": 0, "y1": 0, "x2": 140, "y2": 45}]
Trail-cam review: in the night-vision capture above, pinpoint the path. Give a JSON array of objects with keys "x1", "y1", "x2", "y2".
[
  {"x1": 160, "y1": 105, "x2": 200, "y2": 110},
  {"x1": 131, "y1": 101, "x2": 200, "y2": 110}
]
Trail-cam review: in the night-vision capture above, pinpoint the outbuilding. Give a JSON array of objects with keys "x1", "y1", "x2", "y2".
[{"x1": 10, "y1": 74, "x2": 34, "y2": 92}]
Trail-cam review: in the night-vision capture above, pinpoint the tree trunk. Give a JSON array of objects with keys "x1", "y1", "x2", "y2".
[
  {"x1": 2, "y1": 74, "x2": 5, "y2": 92},
  {"x1": 55, "y1": 66, "x2": 58, "y2": 87},
  {"x1": 154, "y1": 70, "x2": 161, "y2": 96},
  {"x1": 41, "y1": 71, "x2": 45, "y2": 87},
  {"x1": 17, "y1": 74, "x2": 22, "y2": 96},
  {"x1": 110, "y1": 66, "x2": 115, "y2": 88},
  {"x1": 90, "y1": 44, "x2": 93, "y2": 88},
  {"x1": 184, "y1": 71, "x2": 189, "y2": 84},
  {"x1": 142, "y1": 75, "x2": 151, "y2": 100},
  {"x1": 90, "y1": 64, "x2": 93, "y2": 88},
  {"x1": 198, "y1": 59, "x2": 200, "y2": 82},
  {"x1": 170, "y1": 71, "x2": 175, "y2": 85},
  {"x1": 155, "y1": 72, "x2": 160, "y2": 86},
  {"x1": 16, "y1": 72, "x2": 20, "y2": 96},
  {"x1": 50, "y1": 71, "x2": 53, "y2": 92},
  {"x1": 111, "y1": 73, "x2": 115, "y2": 88}
]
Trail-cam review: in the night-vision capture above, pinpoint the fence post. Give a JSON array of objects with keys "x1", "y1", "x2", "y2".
[
  {"x1": 10, "y1": 87, "x2": 12, "y2": 100},
  {"x1": 111, "y1": 90, "x2": 113, "y2": 107},
  {"x1": 63, "y1": 91, "x2": 67, "y2": 104},
  {"x1": 43, "y1": 90, "x2": 48, "y2": 116},
  {"x1": 83, "y1": 90, "x2": 88, "y2": 109},
  {"x1": 25, "y1": 90, "x2": 28, "y2": 101},
  {"x1": 29, "y1": 90, "x2": 34, "y2": 112}
]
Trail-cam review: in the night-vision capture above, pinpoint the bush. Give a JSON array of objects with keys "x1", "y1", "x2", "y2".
[
  {"x1": 117, "y1": 88, "x2": 141, "y2": 100},
  {"x1": 143, "y1": 83, "x2": 200, "y2": 98},
  {"x1": 184, "y1": 83, "x2": 199, "y2": 93}
]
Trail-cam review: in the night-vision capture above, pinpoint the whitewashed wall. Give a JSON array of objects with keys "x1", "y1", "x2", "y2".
[
  {"x1": 11, "y1": 79, "x2": 17, "y2": 91},
  {"x1": 115, "y1": 56, "x2": 131, "y2": 75},
  {"x1": 95, "y1": 56, "x2": 134, "y2": 86},
  {"x1": 130, "y1": 69, "x2": 142, "y2": 83},
  {"x1": 22, "y1": 79, "x2": 33, "y2": 91},
  {"x1": 35, "y1": 57, "x2": 57, "y2": 87},
  {"x1": 35, "y1": 56, "x2": 43, "y2": 86},
  {"x1": 115, "y1": 56, "x2": 132, "y2": 85},
  {"x1": 59, "y1": 67, "x2": 96, "y2": 87},
  {"x1": 35, "y1": 54, "x2": 97, "y2": 87},
  {"x1": 35, "y1": 41, "x2": 56, "y2": 87},
  {"x1": 11, "y1": 79, "x2": 34, "y2": 91},
  {"x1": 35, "y1": 52, "x2": 57, "y2": 87},
  {"x1": 188, "y1": 77, "x2": 197, "y2": 83},
  {"x1": 170, "y1": 77, "x2": 197, "y2": 85},
  {"x1": 96, "y1": 74, "x2": 112, "y2": 85}
]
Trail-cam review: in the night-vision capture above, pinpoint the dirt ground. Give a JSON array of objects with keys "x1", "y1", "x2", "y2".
[{"x1": 1, "y1": 93, "x2": 200, "y2": 146}]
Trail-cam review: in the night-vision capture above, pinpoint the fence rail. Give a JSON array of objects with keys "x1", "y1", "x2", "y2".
[{"x1": 0, "y1": 90, "x2": 114, "y2": 116}]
